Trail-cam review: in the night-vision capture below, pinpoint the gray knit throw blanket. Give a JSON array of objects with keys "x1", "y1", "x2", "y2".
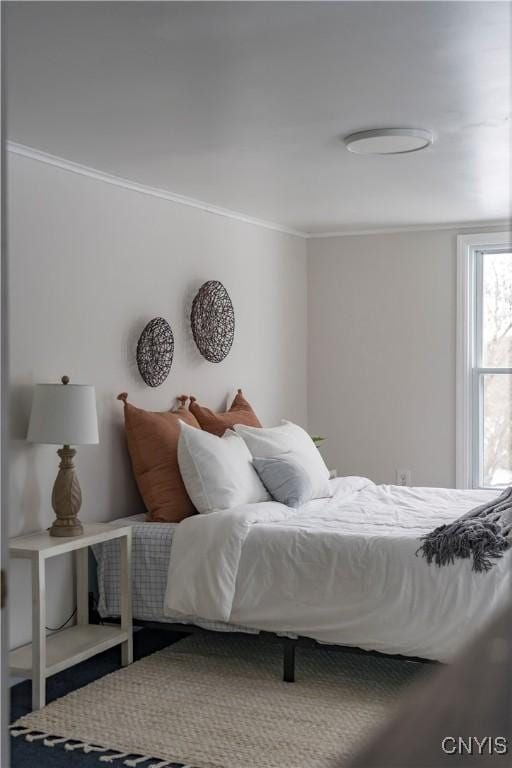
[{"x1": 417, "y1": 486, "x2": 512, "y2": 572}]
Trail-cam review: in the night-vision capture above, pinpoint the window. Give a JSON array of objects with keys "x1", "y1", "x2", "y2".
[{"x1": 457, "y1": 233, "x2": 512, "y2": 489}]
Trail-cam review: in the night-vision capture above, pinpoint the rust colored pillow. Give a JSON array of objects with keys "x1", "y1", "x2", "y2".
[
  {"x1": 117, "y1": 393, "x2": 199, "y2": 523},
  {"x1": 189, "y1": 389, "x2": 262, "y2": 437}
]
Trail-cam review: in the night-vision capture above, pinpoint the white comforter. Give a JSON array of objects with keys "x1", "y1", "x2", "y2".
[{"x1": 164, "y1": 477, "x2": 511, "y2": 661}]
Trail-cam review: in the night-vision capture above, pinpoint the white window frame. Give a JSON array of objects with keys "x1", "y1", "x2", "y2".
[{"x1": 456, "y1": 232, "x2": 512, "y2": 489}]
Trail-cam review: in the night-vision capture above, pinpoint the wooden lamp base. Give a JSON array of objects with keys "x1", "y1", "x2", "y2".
[{"x1": 50, "y1": 445, "x2": 84, "y2": 537}]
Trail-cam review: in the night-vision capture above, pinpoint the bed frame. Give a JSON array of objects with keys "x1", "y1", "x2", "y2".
[{"x1": 101, "y1": 614, "x2": 437, "y2": 682}]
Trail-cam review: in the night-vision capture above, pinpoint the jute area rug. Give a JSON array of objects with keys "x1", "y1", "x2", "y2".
[{"x1": 11, "y1": 632, "x2": 422, "y2": 768}]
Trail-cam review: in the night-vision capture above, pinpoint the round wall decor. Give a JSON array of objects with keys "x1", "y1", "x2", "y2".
[
  {"x1": 136, "y1": 317, "x2": 174, "y2": 387},
  {"x1": 190, "y1": 280, "x2": 235, "y2": 363}
]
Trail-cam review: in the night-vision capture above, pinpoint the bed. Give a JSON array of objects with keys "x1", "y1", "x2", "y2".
[{"x1": 93, "y1": 476, "x2": 511, "y2": 677}]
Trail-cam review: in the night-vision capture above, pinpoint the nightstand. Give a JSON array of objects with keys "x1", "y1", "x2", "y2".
[{"x1": 9, "y1": 523, "x2": 132, "y2": 711}]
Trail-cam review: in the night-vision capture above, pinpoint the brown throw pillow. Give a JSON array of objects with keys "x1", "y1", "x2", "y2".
[
  {"x1": 117, "y1": 393, "x2": 199, "y2": 523},
  {"x1": 189, "y1": 389, "x2": 262, "y2": 437}
]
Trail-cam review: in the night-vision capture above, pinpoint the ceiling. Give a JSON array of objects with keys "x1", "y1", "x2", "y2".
[{"x1": 5, "y1": 1, "x2": 512, "y2": 235}]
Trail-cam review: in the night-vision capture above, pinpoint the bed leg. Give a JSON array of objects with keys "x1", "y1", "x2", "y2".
[{"x1": 283, "y1": 639, "x2": 296, "y2": 683}]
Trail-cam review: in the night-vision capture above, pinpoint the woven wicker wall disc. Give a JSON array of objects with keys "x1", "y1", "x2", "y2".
[
  {"x1": 136, "y1": 317, "x2": 174, "y2": 387},
  {"x1": 190, "y1": 281, "x2": 235, "y2": 363}
]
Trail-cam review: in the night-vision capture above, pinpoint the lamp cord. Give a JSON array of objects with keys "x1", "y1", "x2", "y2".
[{"x1": 45, "y1": 607, "x2": 77, "y2": 632}]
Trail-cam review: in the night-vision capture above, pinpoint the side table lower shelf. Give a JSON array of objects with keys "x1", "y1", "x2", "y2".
[{"x1": 10, "y1": 624, "x2": 130, "y2": 678}]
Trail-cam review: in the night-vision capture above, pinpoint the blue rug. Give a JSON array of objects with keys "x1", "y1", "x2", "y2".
[{"x1": 10, "y1": 627, "x2": 189, "y2": 768}]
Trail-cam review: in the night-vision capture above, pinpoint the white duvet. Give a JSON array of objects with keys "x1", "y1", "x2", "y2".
[{"x1": 164, "y1": 477, "x2": 512, "y2": 661}]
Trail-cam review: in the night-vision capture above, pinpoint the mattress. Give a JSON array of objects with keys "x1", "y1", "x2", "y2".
[
  {"x1": 92, "y1": 514, "x2": 259, "y2": 635},
  {"x1": 96, "y1": 480, "x2": 511, "y2": 661},
  {"x1": 164, "y1": 478, "x2": 512, "y2": 661}
]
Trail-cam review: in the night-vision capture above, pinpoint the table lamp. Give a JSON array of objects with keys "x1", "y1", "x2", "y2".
[{"x1": 27, "y1": 376, "x2": 99, "y2": 537}]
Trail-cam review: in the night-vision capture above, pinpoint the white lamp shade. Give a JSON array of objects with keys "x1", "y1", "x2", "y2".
[{"x1": 27, "y1": 383, "x2": 99, "y2": 446}]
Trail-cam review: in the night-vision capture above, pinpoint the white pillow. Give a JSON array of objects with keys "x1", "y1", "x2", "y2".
[
  {"x1": 177, "y1": 421, "x2": 270, "y2": 514},
  {"x1": 234, "y1": 420, "x2": 332, "y2": 500}
]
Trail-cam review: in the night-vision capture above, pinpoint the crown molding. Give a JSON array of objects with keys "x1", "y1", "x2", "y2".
[
  {"x1": 8, "y1": 141, "x2": 509, "y2": 240},
  {"x1": 305, "y1": 219, "x2": 511, "y2": 238},
  {"x1": 6, "y1": 141, "x2": 306, "y2": 239}
]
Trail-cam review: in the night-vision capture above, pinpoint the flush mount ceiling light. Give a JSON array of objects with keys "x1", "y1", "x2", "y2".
[{"x1": 343, "y1": 128, "x2": 433, "y2": 155}]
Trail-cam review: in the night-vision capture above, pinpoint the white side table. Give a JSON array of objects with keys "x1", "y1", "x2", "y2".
[{"x1": 9, "y1": 523, "x2": 133, "y2": 711}]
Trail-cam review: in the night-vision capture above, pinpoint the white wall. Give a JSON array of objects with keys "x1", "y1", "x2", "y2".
[
  {"x1": 308, "y1": 227, "x2": 503, "y2": 488},
  {"x1": 8, "y1": 153, "x2": 307, "y2": 648}
]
